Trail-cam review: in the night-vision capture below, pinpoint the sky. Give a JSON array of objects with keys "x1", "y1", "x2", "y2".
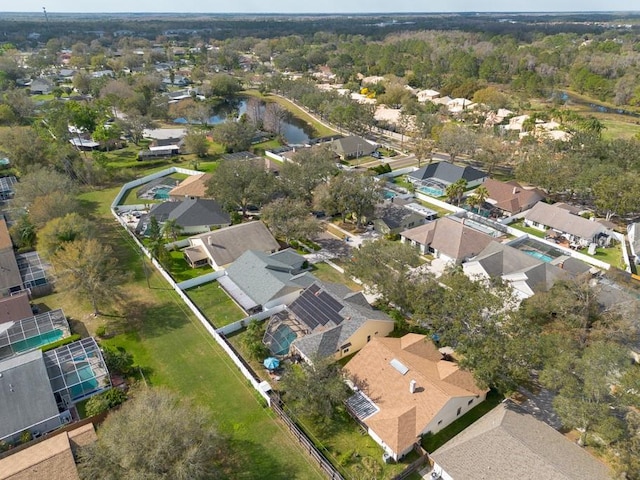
[{"x1": 3, "y1": 1, "x2": 639, "y2": 13}]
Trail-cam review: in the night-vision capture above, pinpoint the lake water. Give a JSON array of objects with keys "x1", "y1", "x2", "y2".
[
  {"x1": 173, "y1": 98, "x2": 313, "y2": 144},
  {"x1": 552, "y1": 91, "x2": 640, "y2": 118}
]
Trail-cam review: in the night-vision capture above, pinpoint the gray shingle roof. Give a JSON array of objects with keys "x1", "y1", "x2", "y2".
[
  {"x1": 331, "y1": 136, "x2": 376, "y2": 157},
  {"x1": 432, "y1": 401, "x2": 612, "y2": 480},
  {"x1": 149, "y1": 198, "x2": 230, "y2": 228},
  {"x1": 0, "y1": 350, "x2": 60, "y2": 441},
  {"x1": 224, "y1": 250, "x2": 316, "y2": 308},
  {"x1": 409, "y1": 161, "x2": 487, "y2": 185},
  {"x1": 189, "y1": 221, "x2": 279, "y2": 267},
  {"x1": 525, "y1": 202, "x2": 610, "y2": 242},
  {"x1": 291, "y1": 282, "x2": 393, "y2": 359}
]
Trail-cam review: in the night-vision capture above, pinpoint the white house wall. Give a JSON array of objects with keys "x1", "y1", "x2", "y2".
[{"x1": 421, "y1": 394, "x2": 486, "y2": 438}]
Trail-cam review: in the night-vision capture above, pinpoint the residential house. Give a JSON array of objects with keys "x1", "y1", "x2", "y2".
[
  {"x1": 0, "y1": 292, "x2": 33, "y2": 326},
  {"x1": 483, "y1": 178, "x2": 546, "y2": 216},
  {"x1": 524, "y1": 202, "x2": 613, "y2": 248},
  {"x1": 0, "y1": 423, "x2": 97, "y2": 480},
  {"x1": 373, "y1": 203, "x2": 426, "y2": 236},
  {"x1": 0, "y1": 219, "x2": 24, "y2": 298},
  {"x1": 463, "y1": 241, "x2": 575, "y2": 300},
  {"x1": 149, "y1": 137, "x2": 184, "y2": 154},
  {"x1": 330, "y1": 136, "x2": 376, "y2": 160},
  {"x1": 430, "y1": 401, "x2": 611, "y2": 480},
  {"x1": 183, "y1": 221, "x2": 280, "y2": 270},
  {"x1": 218, "y1": 249, "x2": 316, "y2": 313},
  {"x1": 143, "y1": 198, "x2": 231, "y2": 235},
  {"x1": 408, "y1": 161, "x2": 487, "y2": 195},
  {"x1": 0, "y1": 350, "x2": 66, "y2": 443},
  {"x1": 169, "y1": 173, "x2": 213, "y2": 200},
  {"x1": 416, "y1": 89, "x2": 440, "y2": 102},
  {"x1": 401, "y1": 216, "x2": 494, "y2": 264},
  {"x1": 343, "y1": 334, "x2": 487, "y2": 461},
  {"x1": 264, "y1": 282, "x2": 394, "y2": 360},
  {"x1": 29, "y1": 78, "x2": 54, "y2": 95}
]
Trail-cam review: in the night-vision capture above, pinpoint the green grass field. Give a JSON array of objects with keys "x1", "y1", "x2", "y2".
[
  {"x1": 509, "y1": 220, "x2": 546, "y2": 238},
  {"x1": 185, "y1": 281, "x2": 245, "y2": 327},
  {"x1": 66, "y1": 181, "x2": 326, "y2": 479}
]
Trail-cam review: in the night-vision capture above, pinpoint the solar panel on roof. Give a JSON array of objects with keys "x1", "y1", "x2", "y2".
[
  {"x1": 347, "y1": 391, "x2": 379, "y2": 420},
  {"x1": 289, "y1": 285, "x2": 344, "y2": 330}
]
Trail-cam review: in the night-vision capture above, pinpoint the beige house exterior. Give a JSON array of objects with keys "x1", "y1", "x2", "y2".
[{"x1": 344, "y1": 334, "x2": 487, "y2": 460}]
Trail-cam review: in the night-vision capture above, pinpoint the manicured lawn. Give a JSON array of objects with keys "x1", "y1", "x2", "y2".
[
  {"x1": 185, "y1": 281, "x2": 244, "y2": 327},
  {"x1": 421, "y1": 390, "x2": 503, "y2": 452},
  {"x1": 414, "y1": 198, "x2": 454, "y2": 217},
  {"x1": 69, "y1": 182, "x2": 326, "y2": 479},
  {"x1": 509, "y1": 220, "x2": 546, "y2": 238},
  {"x1": 165, "y1": 249, "x2": 214, "y2": 283},
  {"x1": 579, "y1": 242, "x2": 625, "y2": 269},
  {"x1": 311, "y1": 262, "x2": 362, "y2": 292}
]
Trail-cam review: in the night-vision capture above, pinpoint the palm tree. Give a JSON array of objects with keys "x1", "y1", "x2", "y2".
[
  {"x1": 446, "y1": 179, "x2": 468, "y2": 206},
  {"x1": 162, "y1": 218, "x2": 183, "y2": 243}
]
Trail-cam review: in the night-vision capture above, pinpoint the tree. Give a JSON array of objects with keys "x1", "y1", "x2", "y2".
[
  {"x1": 279, "y1": 146, "x2": 338, "y2": 203},
  {"x1": 8, "y1": 215, "x2": 36, "y2": 250},
  {"x1": 263, "y1": 103, "x2": 288, "y2": 137},
  {"x1": 314, "y1": 172, "x2": 381, "y2": 227},
  {"x1": 345, "y1": 239, "x2": 420, "y2": 311},
  {"x1": 208, "y1": 73, "x2": 242, "y2": 97},
  {"x1": 85, "y1": 388, "x2": 127, "y2": 417},
  {"x1": 593, "y1": 174, "x2": 640, "y2": 221},
  {"x1": 78, "y1": 388, "x2": 228, "y2": 480},
  {"x1": 0, "y1": 127, "x2": 52, "y2": 174},
  {"x1": 280, "y1": 357, "x2": 350, "y2": 430},
  {"x1": 261, "y1": 198, "x2": 321, "y2": 244},
  {"x1": 102, "y1": 345, "x2": 135, "y2": 376},
  {"x1": 147, "y1": 216, "x2": 170, "y2": 265},
  {"x1": 466, "y1": 185, "x2": 489, "y2": 212},
  {"x1": 51, "y1": 238, "x2": 126, "y2": 315},
  {"x1": 413, "y1": 138, "x2": 434, "y2": 167},
  {"x1": 211, "y1": 120, "x2": 255, "y2": 153},
  {"x1": 436, "y1": 123, "x2": 477, "y2": 161},
  {"x1": 445, "y1": 179, "x2": 468, "y2": 206},
  {"x1": 206, "y1": 159, "x2": 275, "y2": 217},
  {"x1": 161, "y1": 218, "x2": 183, "y2": 242},
  {"x1": 183, "y1": 131, "x2": 209, "y2": 158},
  {"x1": 116, "y1": 114, "x2": 151, "y2": 145},
  {"x1": 242, "y1": 319, "x2": 271, "y2": 361},
  {"x1": 28, "y1": 192, "x2": 80, "y2": 228},
  {"x1": 540, "y1": 340, "x2": 629, "y2": 446},
  {"x1": 38, "y1": 213, "x2": 93, "y2": 258}
]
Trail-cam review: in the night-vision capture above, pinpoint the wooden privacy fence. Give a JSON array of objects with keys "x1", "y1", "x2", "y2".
[{"x1": 271, "y1": 396, "x2": 346, "y2": 480}]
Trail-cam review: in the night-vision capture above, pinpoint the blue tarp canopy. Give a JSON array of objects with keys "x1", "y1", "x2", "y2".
[{"x1": 263, "y1": 357, "x2": 280, "y2": 370}]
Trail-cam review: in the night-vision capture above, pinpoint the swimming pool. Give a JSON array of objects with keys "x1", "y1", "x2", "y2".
[
  {"x1": 418, "y1": 186, "x2": 444, "y2": 197},
  {"x1": 270, "y1": 324, "x2": 297, "y2": 356},
  {"x1": 153, "y1": 186, "x2": 172, "y2": 199},
  {"x1": 521, "y1": 249, "x2": 553, "y2": 263},
  {"x1": 12, "y1": 329, "x2": 64, "y2": 353},
  {"x1": 383, "y1": 189, "x2": 397, "y2": 200},
  {"x1": 67, "y1": 364, "x2": 100, "y2": 401}
]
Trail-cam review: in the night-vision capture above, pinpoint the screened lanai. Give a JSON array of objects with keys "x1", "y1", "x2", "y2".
[
  {"x1": 0, "y1": 309, "x2": 70, "y2": 361},
  {"x1": 44, "y1": 337, "x2": 111, "y2": 408}
]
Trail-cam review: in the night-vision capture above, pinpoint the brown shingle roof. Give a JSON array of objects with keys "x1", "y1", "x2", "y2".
[
  {"x1": 169, "y1": 173, "x2": 213, "y2": 199},
  {"x1": 484, "y1": 179, "x2": 545, "y2": 214},
  {"x1": 0, "y1": 423, "x2": 96, "y2": 480},
  {"x1": 0, "y1": 220, "x2": 12, "y2": 251},
  {"x1": 0, "y1": 292, "x2": 32, "y2": 325},
  {"x1": 401, "y1": 217, "x2": 494, "y2": 263},
  {"x1": 344, "y1": 334, "x2": 486, "y2": 456}
]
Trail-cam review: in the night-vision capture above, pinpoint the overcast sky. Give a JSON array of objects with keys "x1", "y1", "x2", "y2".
[{"x1": 3, "y1": 1, "x2": 639, "y2": 13}]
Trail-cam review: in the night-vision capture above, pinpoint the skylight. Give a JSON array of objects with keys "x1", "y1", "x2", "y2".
[{"x1": 390, "y1": 358, "x2": 409, "y2": 375}]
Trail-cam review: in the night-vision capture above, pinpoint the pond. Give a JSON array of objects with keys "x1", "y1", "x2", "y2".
[
  {"x1": 551, "y1": 91, "x2": 640, "y2": 118},
  {"x1": 173, "y1": 98, "x2": 314, "y2": 144}
]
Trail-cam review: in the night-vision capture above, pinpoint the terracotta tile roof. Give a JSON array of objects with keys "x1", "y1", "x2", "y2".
[
  {"x1": 344, "y1": 334, "x2": 486, "y2": 456},
  {"x1": 169, "y1": 173, "x2": 213, "y2": 199}
]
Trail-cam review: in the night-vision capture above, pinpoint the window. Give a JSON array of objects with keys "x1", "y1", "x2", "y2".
[
  {"x1": 456, "y1": 407, "x2": 462, "y2": 416},
  {"x1": 468, "y1": 399, "x2": 473, "y2": 406},
  {"x1": 342, "y1": 348, "x2": 349, "y2": 354}
]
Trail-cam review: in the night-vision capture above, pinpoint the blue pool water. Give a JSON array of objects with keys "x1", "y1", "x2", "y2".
[
  {"x1": 153, "y1": 186, "x2": 172, "y2": 199},
  {"x1": 270, "y1": 324, "x2": 297, "y2": 356},
  {"x1": 68, "y1": 364, "x2": 100, "y2": 401},
  {"x1": 12, "y1": 329, "x2": 64, "y2": 353},
  {"x1": 418, "y1": 186, "x2": 444, "y2": 197},
  {"x1": 522, "y1": 249, "x2": 553, "y2": 263},
  {"x1": 383, "y1": 189, "x2": 397, "y2": 200}
]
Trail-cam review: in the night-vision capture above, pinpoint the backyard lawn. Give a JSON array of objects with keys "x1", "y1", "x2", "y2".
[
  {"x1": 509, "y1": 220, "x2": 546, "y2": 238},
  {"x1": 165, "y1": 250, "x2": 214, "y2": 283},
  {"x1": 185, "y1": 281, "x2": 245, "y2": 327},
  {"x1": 63, "y1": 184, "x2": 326, "y2": 479}
]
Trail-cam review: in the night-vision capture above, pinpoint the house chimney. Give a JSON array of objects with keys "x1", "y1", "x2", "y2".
[{"x1": 409, "y1": 379, "x2": 417, "y2": 394}]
